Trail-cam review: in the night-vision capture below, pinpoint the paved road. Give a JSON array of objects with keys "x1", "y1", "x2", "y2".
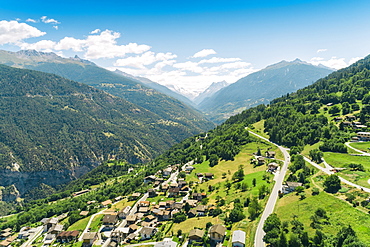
[
  {"x1": 21, "y1": 226, "x2": 43, "y2": 247},
  {"x1": 303, "y1": 156, "x2": 370, "y2": 193},
  {"x1": 249, "y1": 131, "x2": 290, "y2": 247},
  {"x1": 345, "y1": 142, "x2": 370, "y2": 156}
]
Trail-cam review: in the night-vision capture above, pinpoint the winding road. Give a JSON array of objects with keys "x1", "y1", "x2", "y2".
[{"x1": 249, "y1": 131, "x2": 290, "y2": 247}]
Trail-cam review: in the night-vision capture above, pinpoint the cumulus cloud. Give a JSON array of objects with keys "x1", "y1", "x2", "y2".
[
  {"x1": 90, "y1": 29, "x2": 101, "y2": 34},
  {"x1": 317, "y1": 49, "x2": 327, "y2": 53},
  {"x1": 19, "y1": 39, "x2": 56, "y2": 51},
  {"x1": 19, "y1": 29, "x2": 151, "y2": 59},
  {"x1": 0, "y1": 20, "x2": 46, "y2": 45},
  {"x1": 26, "y1": 18, "x2": 37, "y2": 23},
  {"x1": 114, "y1": 51, "x2": 177, "y2": 68},
  {"x1": 192, "y1": 48, "x2": 217, "y2": 58},
  {"x1": 40, "y1": 16, "x2": 60, "y2": 24},
  {"x1": 310, "y1": 56, "x2": 363, "y2": 70},
  {"x1": 53, "y1": 26, "x2": 58, "y2": 30},
  {"x1": 198, "y1": 57, "x2": 241, "y2": 64}
]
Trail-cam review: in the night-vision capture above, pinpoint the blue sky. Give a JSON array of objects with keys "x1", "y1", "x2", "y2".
[{"x1": 0, "y1": 0, "x2": 369, "y2": 96}]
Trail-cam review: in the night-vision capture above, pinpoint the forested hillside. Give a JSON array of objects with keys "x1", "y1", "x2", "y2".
[
  {"x1": 0, "y1": 64, "x2": 207, "y2": 196},
  {"x1": 0, "y1": 49, "x2": 214, "y2": 134}
]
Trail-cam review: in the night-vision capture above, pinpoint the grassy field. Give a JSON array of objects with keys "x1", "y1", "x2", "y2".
[
  {"x1": 275, "y1": 191, "x2": 370, "y2": 245},
  {"x1": 171, "y1": 216, "x2": 222, "y2": 234},
  {"x1": 349, "y1": 142, "x2": 370, "y2": 153},
  {"x1": 323, "y1": 152, "x2": 370, "y2": 188},
  {"x1": 111, "y1": 198, "x2": 132, "y2": 211},
  {"x1": 68, "y1": 216, "x2": 91, "y2": 231},
  {"x1": 250, "y1": 120, "x2": 269, "y2": 139},
  {"x1": 90, "y1": 214, "x2": 104, "y2": 232}
]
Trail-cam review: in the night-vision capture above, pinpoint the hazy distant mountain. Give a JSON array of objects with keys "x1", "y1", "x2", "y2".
[
  {"x1": 199, "y1": 59, "x2": 334, "y2": 123},
  {"x1": 113, "y1": 69, "x2": 195, "y2": 106},
  {"x1": 0, "y1": 49, "x2": 214, "y2": 134},
  {"x1": 194, "y1": 80, "x2": 229, "y2": 105}
]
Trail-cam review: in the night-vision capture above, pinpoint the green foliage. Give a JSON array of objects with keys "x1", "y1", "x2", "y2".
[{"x1": 323, "y1": 174, "x2": 341, "y2": 193}]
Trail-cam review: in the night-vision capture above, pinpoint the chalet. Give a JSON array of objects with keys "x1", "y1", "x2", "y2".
[
  {"x1": 56, "y1": 231, "x2": 79, "y2": 243},
  {"x1": 346, "y1": 115, "x2": 356, "y2": 121},
  {"x1": 144, "y1": 175, "x2": 157, "y2": 183},
  {"x1": 136, "y1": 213, "x2": 145, "y2": 220},
  {"x1": 178, "y1": 180, "x2": 187, "y2": 188},
  {"x1": 267, "y1": 162, "x2": 279, "y2": 173},
  {"x1": 162, "y1": 210, "x2": 171, "y2": 221},
  {"x1": 185, "y1": 166, "x2": 195, "y2": 173},
  {"x1": 101, "y1": 200, "x2": 113, "y2": 207},
  {"x1": 188, "y1": 209, "x2": 197, "y2": 218},
  {"x1": 41, "y1": 218, "x2": 59, "y2": 232},
  {"x1": 186, "y1": 199, "x2": 198, "y2": 207},
  {"x1": 172, "y1": 202, "x2": 184, "y2": 210},
  {"x1": 18, "y1": 227, "x2": 32, "y2": 239},
  {"x1": 354, "y1": 124, "x2": 368, "y2": 129},
  {"x1": 189, "y1": 229, "x2": 205, "y2": 243},
  {"x1": 48, "y1": 224, "x2": 64, "y2": 235},
  {"x1": 140, "y1": 227, "x2": 157, "y2": 240},
  {"x1": 126, "y1": 215, "x2": 137, "y2": 224},
  {"x1": 257, "y1": 157, "x2": 265, "y2": 165},
  {"x1": 166, "y1": 200, "x2": 175, "y2": 208},
  {"x1": 139, "y1": 201, "x2": 150, "y2": 207},
  {"x1": 111, "y1": 227, "x2": 129, "y2": 243},
  {"x1": 155, "y1": 177, "x2": 164, "y2": 183},
  {"x1": 102, "y1": 214, "x2": 118, "y2": 229},
  {"x1": 209, "y1": 224, "x2": 226, "y2": 243},
  {"x1": 196, "y1": 205, "x2": 207, "y2": 216},
  {"x1": 170, "y1": 182, "x2": 178, "y2": 188},
  {"x1": 131, "y1": 192, "x2": 141, "y2": 198},
  {"x1": 145, "y1": 215, "x2": 156, "y2": 222},
  {"x1": 72, "y1": 189, "x2": 90, "y2": 197},
  {"x1": 82, "y1": 232, "x2": 98, "y2": 247},
  {"x1": 138, "y1": 207, "x2": 150, "y2": 215},
  {"x1": 334, "y1": 117, "x2": 343, "y2": 122},
  {"x1": 342, "y1": 121, "x2": 352, "y2": 127},
  {"x1": 114, "y1": 196, "x2": 123, "y2": 201},
  {"x1": 79, "y1": 211, "x2": 89, "y2": 216},
  {"x1": 357, "y1": 132, "x2": 370, "y2": 141},
  {"x1": 148, "y1": 188, "x2": 157, "y2": 198},
  {"x1": 170, "y1": 209, "x2": 180, "y2": 218},
  {"x1": 265, "y1": 151, "x2": 276, "y2": 158},
  {"x1": 168, "y1": 188, "x2": 180, "y2": 197},
  {"x1": 163, "y1": 167, "x2": 173, "y2": 177},
  {"x1": 0, "y1": 235, "x2": 16, "y2": 247},
  {"x1": 44, "y1": 233, "x2": 56, "y2": 245},
  {"x1": 118, "y1": 206, "x2": 131, "y2": 219},
  {"x1": 128, "y1": 224, "x2": 139, "y2": 233},
  {"x1": 154, "y1": 239, "x2": 178, "y2": 247},
  {"x1": 232, "y1": 230, "x2": 246, "y2": 247},
  {"x1": 0, "y1": 229, "x2": 11, "y2": 240},
  {"x1": 192, "y1": 193, "x2": 205, "y2": 201},
  {"x1": 161, "y1": 184, "x2": 169, "y2": 192},
  {"x1": 158, "y1": 201, "x2": 167, "y2": 209},
  {"x1": 282, "y1": 182, "x2": 303, "y2": 194},
  {"x1": 196, "y1": 173, "x2": 204, "y2": 177},
  {"x1": 204, "y1": 173, "x2": 214, "y2": 179}
]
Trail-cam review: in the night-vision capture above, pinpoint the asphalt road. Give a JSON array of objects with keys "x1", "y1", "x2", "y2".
[{"x1": 249, "y1": 131, "x2": 290, "y2": 247}]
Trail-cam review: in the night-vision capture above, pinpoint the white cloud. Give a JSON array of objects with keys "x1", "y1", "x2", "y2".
[
  {"x1": 26, "y1": 18, "x2": 37, "y2": 23},
  {"x1": 40, "y1": 16, "x2": 60, "y2": 24},
  {"x1": 90, "y1": 29, "x2": 101, "y2": 34},
  {"x1": 317, "y1": 49, "x2": 327, "y2": 53},
  {"x1": 20, "y1": 39, "x2": 56, "y2": 51},
  {"x1": 192, "y1": 48, "x2": 217, "y2": 58},
  {"x1": 198, "y1": 57, "x2": 241, "y2": 64},
  {"x1": 0, "y1": 20, "x2": 46, "y2": 45},
  {"x1": 309, "y1": 56, "x2": 362, "y2": 70},
  {"x1": 349, "y1": 57, "x2": 363, "y2": 65},
  {"x1": 53, "y1": 26, "x2": 58, "y2": 30},
  {"x1": 114, "y1": 51, "x2": 177, "y2": 68},
  {"x1": 54, "y1": 37, "x2": 85, "y2": 51}
]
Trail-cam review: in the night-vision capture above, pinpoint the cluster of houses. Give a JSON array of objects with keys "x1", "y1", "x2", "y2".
[
  {"x1": 334, "y1": 116, "x2": 368, "y2": 130},
  {"x1": 0, "y1": 228, "x2": 16, "y2": 247}
]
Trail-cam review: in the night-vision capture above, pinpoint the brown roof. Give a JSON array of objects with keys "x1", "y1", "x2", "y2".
[
  {"x1": 82, "y1": 232, "x2": 97, "y2": 240},
  {"x1": 57, "y1": 231, "x2": 80, "y2": 238},
  {"x1": 79, "y1": 211, "x2": 89, "y2": 216},
  {"x1": 189, "y1": 229, "x2": 204, "y2": 239},
  {"x1": 209, "y1": 224, "x2": 226, "y2": 236},
  {"x1": 101, "y1": 200, "x2": 113, "y2": 206},
  {"x1": 103, "y1": 214, "x2": 118, "y2": 224}
]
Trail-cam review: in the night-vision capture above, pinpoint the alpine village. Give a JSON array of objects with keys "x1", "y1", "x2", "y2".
[{"x1": 1, "y1": 5, "x2": 370, "y2": 247}]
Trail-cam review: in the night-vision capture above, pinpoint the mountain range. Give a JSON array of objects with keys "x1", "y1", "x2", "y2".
[{"x1": 197, "y1": 59, "x2": 333, "y2": 123}]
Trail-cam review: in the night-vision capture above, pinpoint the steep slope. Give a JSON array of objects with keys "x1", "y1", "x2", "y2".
[
  {"x1": 199, "y1": 59, "x2": 333, "y2": 123},
  {"x1": 0, "y1": 64, "x2": 204, "y2": 196},
  {"x1": 193, "y1": 80, "x2": 229, "y2": 105},
  {"x1": 0, "y1": 50, "x2": 214, "y2": 133},
  {"x1": 113, "y1": 69, "x2": 195, "y2": 107}
]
